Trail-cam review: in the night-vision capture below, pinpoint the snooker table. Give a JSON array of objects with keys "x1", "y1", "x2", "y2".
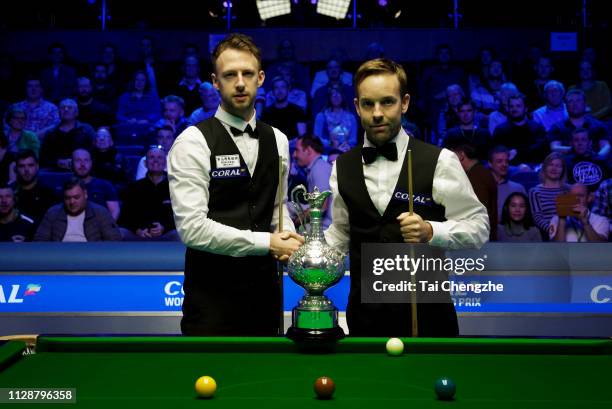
[{"x1": 1, "y1": 336, "x2": 611, "y2": 408}]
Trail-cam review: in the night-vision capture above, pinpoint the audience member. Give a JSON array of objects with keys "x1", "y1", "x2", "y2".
[
  {"x1": 488, "y1": 82, "x2": 519, "y2": 134},
  {"x1": 532, "y1": 80, "x2": 568, "y2": 131},
  {"x1": 34, "y1": 177, "x2": 121, "y2": 241},
  {"x1": 570, "y1": 60, "x2": 612, "y2": 120},
  {"x1": 497, "y1": 192, "x2": 542, "y2": 242},
  {"x1": 313, "y1": 84, "x2": 358, "y2": 152},
  {"x1": 0, "y1": 185, "x2": 35, "y2": 242},
  {"x1": 443, "y1": 98, "x2": 491, "y2": 161},
  {"x1": 261, "y1": 76, "x2": 307, "y2": 141},
  {"x1": 468, "y1": 47, "x2": 496, "y2": 94},
  {"x1": 119, "y1": 146, "x2": 178, "y2": 241},
  {"x1": 99, "y1": 44, "x2": 127, "y2": 91},
  {"x1": 265, "y1": 64, "x2": 308, "y2": 113},
  {"x1": 470, "y1": 60, "x2": 506, "y2": 114},
  {"x1": 188, "y1": 82, "x2": 220, "y2": 124},
  {"x1": 154, "y1": 95, "x2": 188, "y2": 136},
  {"x1": 548, "y1": 89, "x2": 610, "y2": 158},
  {"x1": 549, "y1": 183, "x2": 608, "y2": 242},
  {"x1": 268, "y1": 39, "x2": 311, "y2": 92},
  {"x1": 435, "y1": 84, "x2": 464, "y2": 143},
  {"x1": 40, "y1": 99, "x2": 95, "y2": 170},
  {"x1": 10, "y1": 149, "x2": 56, "y2": 226},
  {"x1": 71, "y1": 148, "x2": 120, "y2": 220},
  {"x1": 13, "y1": 77, "x2": 60, "y2": 139},
  {"x1": 488, "y1": 146, "x2": 527, "y2": 217},
  {"x1": 91, "y1": 61, "x2": 118, "y2": 108},
  {"x1": 525, "y1": 55, "x2": 556, "y2": 110},
  {"x1": 115, "y1": 70, "x2": 160, "y2": 143},
  {"x1": 75, "y1": 76, "x2": 114, "y2": 128},
  {"x1": 592, "y1": 178, "x2": 612, "y2": 237},
  {"x1": 291, "y1": 135, "x2": 333, "y2": 229},
  {"x1": 90, "y1": 127, "x2": 127, "y2": 186},
  {"x1": 170, "y1": 56, "x2": 202, "y2": 115},
  {"x1": 564, "y1": 128, "x2": 608, "y2": 191},
  {"x1": 446, "y1": 137, "x2": 498, "y2": 240},
  {"x1": 311, "y1": 59, "x2": 355, "y2": 116},
  {"x1": 311, "y1": 56, "x2": 352, "y2": 98},
  {"x1": 529, "y1": 152, "x2": 569, "y2": 235},
  {"x1": 3, "y1": 105, "x2": 40, "y2": 156},
  {"x1": 40, "y1": 42, "x2": 77, "y2": 104},
  {"x1": 135, "y1": 125, "x2": 174, "y2": 180},
  {"x1": 493, "y1": 93, "x2": 548, "y2": 165}
]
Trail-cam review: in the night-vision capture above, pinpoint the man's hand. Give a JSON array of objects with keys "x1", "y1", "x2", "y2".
[
  {"x1": 270, "y1": 231, "x2": 305, "y2": 262},
  {"x1": 573, "y1": 204, "x2": 589, "y2": 224},
  {"x1": 149, "y1": 222, "x2": 165, "y2": 237},
  {"x1": 397, "y1": 212, "x2": 433, "y2": 243},
  {"x1": 136, "y1": 228, "x2": 152, "y2": 238}
]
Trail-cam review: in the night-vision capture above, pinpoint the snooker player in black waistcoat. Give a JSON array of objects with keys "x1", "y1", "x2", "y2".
[
  {"x1": 168, "y1": 34, "x2": 304, "y2": 336},
  {"x1": 324, "y1": 59, "x2": 490, "y2": 337}
]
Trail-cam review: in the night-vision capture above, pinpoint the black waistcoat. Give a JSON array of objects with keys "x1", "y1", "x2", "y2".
[
  {"x1": 336, "y1": 137, "x2": 457, "y2": 336},
  {"x1": 181, "y1": 117, "x2": 280, "y2": 335}
]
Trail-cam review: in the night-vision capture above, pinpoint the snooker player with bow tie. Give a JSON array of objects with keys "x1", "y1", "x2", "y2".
[{"x1": 323, "y1": 58, "x2": 490, "y2": 337}]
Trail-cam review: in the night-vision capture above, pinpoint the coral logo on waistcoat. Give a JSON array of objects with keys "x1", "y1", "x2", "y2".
[
  {"x1": 392, "y1": 189, "x2": 433, "y2": 206},
  {"x1": 210, "y1": 167, "x2": 248, "y2": 179}
]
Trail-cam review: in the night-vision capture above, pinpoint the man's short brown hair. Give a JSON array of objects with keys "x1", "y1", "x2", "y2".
[
  {"x1": 211, "y1": 33, "x2": 262, "y2": 73},
  {"x1": 354, "y1": 58, "x2": 408, "y2": 98}
]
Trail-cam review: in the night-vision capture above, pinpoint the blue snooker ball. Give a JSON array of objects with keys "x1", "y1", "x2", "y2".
[{"x1": 434, "y1": 377, "x2": 456, "y2": 400}]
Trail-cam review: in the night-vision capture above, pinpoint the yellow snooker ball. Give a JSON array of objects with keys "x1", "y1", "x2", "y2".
[{"x1": 195, "y1": 376, "x2": 217, "y2": 398}]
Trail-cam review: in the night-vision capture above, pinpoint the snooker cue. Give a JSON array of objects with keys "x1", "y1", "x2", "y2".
[
  {"x1": 277, "y1": 156, "x2": 285, "y2": 335},
  {"x1": 408, "y1": 149, "x2": 419, "y2": 337}
]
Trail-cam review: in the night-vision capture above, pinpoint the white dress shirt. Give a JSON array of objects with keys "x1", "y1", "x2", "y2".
[
  {"x1": 324, "y1": 128, "x2": 490, "y2": 253},
  {"x1": 167, "y1": 107, "x2": 294, "y2": 257}
]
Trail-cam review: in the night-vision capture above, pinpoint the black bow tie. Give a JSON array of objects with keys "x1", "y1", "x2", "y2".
[
  {"x1": 362, "y1": 143, "x2": 398, "y2": 164},
  {"x1": 230, "y1": 124, "x2": 258, "y2": 139}
]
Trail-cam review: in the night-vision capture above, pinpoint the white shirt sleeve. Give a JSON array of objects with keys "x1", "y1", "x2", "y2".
[
  {"x1": 167, "y1": 125, "x2": 291, "y2": 257},
  {"x1": 323, "y1": 162, "x2": 350, "y2": 254},
  {"x1": 428, "y1": 149, "x2": 490, "y2": 249}
]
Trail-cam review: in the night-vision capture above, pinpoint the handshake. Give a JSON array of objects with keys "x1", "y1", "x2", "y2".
[{"x1": 270, "y1": 231, "x2": 305, "y2": 262}]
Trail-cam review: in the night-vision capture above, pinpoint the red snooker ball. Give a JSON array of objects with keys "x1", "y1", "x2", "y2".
[{"x1": 314, "y1": 376, "x2": 335, "y2": 399}]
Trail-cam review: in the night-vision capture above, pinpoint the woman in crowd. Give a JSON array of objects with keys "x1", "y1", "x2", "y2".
[
  {"x1": 529, "y1": 152, "x2": 569, "y2": 236},
  {"x1": 313, "y1": 84, "x2": 357, "y2": 152},
  {"x1": 498, "y1": 192, "x2": 542, "y2": 242}
]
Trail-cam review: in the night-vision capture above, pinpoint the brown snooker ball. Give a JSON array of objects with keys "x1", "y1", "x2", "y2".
[{"x1": 314, "y1": 376, "x2": 335, "y2": 399}]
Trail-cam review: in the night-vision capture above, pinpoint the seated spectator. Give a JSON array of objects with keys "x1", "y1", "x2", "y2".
[
  {"x1": 3, "y1": 105, "x2": 40, "y2": 156},
  {"x1": 435, "y1": 84, "x2": 465, "y2": 144},
  {"x1": 592, "y1": 178, "x2": 612, "y2": 237},
  {"x1": 261, "y1": 76, "x2": 307, "y2": 142},
  {"x1": 311, "y1": 57, "x2": 352, "y2": 98},
  {"x1": 10, "y1": 149, "x2": 56, "y2": 226},
  {"x1": 189, "y1": 82, "x2": 220, "y2": 125},
  {"x1": 488, "y1": 82, "x2": 519, "y2": 135},
  {"x1": 445, "y1": 137, "x2": 497, "y2": 240},
  {"x1": 493, "y1": 93, "x2": 548, "y2": 166},
  {"x1": 529, "y1": 152, "x2": 570, "y2": 235},
  {"x1": 532, "y1": 80, "x2": 568, "y2": 131},
  {"x1": 12, "y1": 76, "x2": 60, "y2": 139},
  {"x1": 0, "y1": 132, "x2": 16, "y2": 185},
  {"x1": 564, "y1": 128, "x2": 608, "y2": 192},
  {"x1": 549, "y1": 183, "x2": 608, "y2": 242},
  {"x1": 34, "y1": 177, "x2": 121, "y2": 242},
  {"x1": 548, "y1": 89, "x2": 610, "y2": 158},
  {"x1": 75, "y1": 76, "x2": 114, "y2": 128},
  {"x1": 569, "y1": 60, "x2": 612, "y2": 120},
  {"x1": 470, "y1": 60, "x2": 506, "y2": 115},
  {"x1": 99, "y1": 43, "x2": 127, "y2": 92},
  {"x1": 265, "y1": 64, "x2": 308, "y2": 113},
  {"x1": 170, "y1": 56, "x2": 202, "y2": 115},
  {"x1": 291, "y1": 135, "x2": 333, "y2": 229},
  {"x1": 311, "y1": 59, "x2": 355, "y2": 117},
  {"x1": 497, "y1": 192, "x2": 542, "y2": 242},
  {"x1": 0, "y1": 185, "x2": 35, "y2": 242},
  {"x1": 119, "y1": 146, "x2": 178, "y2": 241},
  {"x1": 524, "y1": 55, "x2": 556, "y2": 110},
  {"x1": 154, "y1": 95, "x2": 189, "y2": 136},
  {"x1": 40, "y1": 98, "x2": 95, "y2": 170},
  {"x1": 418, "y1": 44, "x2": 467, "y2": 129},
  {"x1": 91, "y1": 61, "x2": 118, "y2": 108},
  {"x1": 268, "y1": 39, "x2": 311, "y2": 93},
  {"x1": 488, "y1": 146, "x2": 527, "y2": 217},
  {"x1": 114, "y1": 70, "x2": 160, "y2": 144},
  {"x1": 468, "y1": 46, "x2": 496, "y2": 94},
  {"x1": 313, "y1": 85, "x2": 358, "y2": 152},
  {"x1": 40, "y1": 42, "x2": 77, "y2": 104},
  {"x1": 72, "y1": 148, "x2": 120, "y2": 220},
  {"x1": 443, "y1": 98, "x2": 491, "y2": 161},
  {"x1": 90, "y1": 127, "x2": 128, "y2": 186},
  {"x1": 135, "y1": 126, "x2": 174, "y2": 180}
]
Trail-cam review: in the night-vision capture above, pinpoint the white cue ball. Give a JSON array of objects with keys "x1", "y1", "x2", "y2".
[{"x1": 386, "y1": 337, "x2": 404, "y2": 356}]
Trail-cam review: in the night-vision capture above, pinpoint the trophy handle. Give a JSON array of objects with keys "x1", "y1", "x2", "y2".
[{"x1": 290, "y1": 184, "x2": 308, "y2": 235}]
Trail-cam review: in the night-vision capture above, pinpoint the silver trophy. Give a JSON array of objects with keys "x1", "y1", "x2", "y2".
[{"x1": 286, "y1": 185, "x2": 346, "y2": 343}]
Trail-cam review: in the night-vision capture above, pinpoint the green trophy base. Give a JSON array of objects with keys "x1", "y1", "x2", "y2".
[
  {"x1": 286, "y1": 326, "x2": 345, "y2": 351},
  {"x1": 286, "y1": 305, "x2": 345, "y2": 349}
]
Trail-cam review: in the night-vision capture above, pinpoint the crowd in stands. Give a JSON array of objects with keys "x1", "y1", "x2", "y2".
[{"x1": 1, "y1": 38, "x2": 612, "y2": 244}]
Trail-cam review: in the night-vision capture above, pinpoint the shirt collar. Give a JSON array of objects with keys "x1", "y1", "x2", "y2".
[
  {"x1": 362, "y1": 127, "x2": 409, "y2": 153},
  {"x1": 214, "y1": 107, "x2": 257, "y2": 134}
]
